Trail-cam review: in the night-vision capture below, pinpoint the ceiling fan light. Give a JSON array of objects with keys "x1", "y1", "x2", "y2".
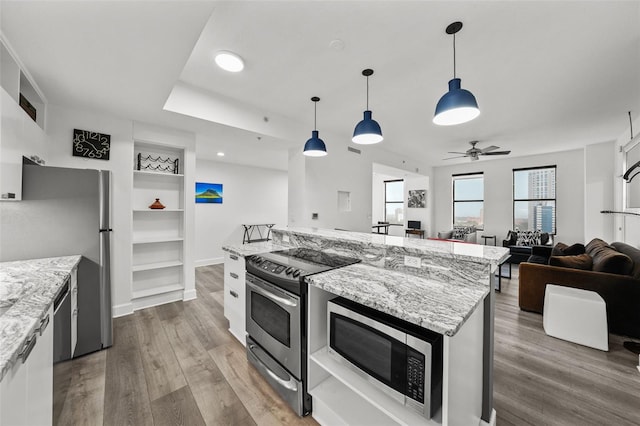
[
  {"x1": 352, "y1": 110, "x2": 383, "y2": 144},
  {"x1": 303, "y1": 130, "x2": 327, "y2": 157},
  {"x1": 433, "y1": 78, "x2": 480, "y2": 126}
]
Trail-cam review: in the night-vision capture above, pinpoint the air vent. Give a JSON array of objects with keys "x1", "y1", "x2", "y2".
[{"x1": 347, "y1": 146, "x2": 361, "y2": 154}]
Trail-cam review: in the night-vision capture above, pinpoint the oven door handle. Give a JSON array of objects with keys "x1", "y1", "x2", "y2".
[
  {"x1": 248, "y1": 343, "x2": 298, "y2": 391},
  {"x1": 247, "y1": 280, "x2": 297, "y2": 307}
]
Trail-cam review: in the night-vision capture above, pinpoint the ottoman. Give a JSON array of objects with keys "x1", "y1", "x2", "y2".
[{"x1": 543, "y1": 284, "x2": 609, "y2": 351}]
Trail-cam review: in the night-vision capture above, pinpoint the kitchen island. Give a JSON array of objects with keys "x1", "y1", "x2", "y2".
[
  {"x1": 223, "y1": 226, "x2": 508, "y2": 426},
  {"x1": 0, "y1": 255, "x2": 81, "y2": 425}
]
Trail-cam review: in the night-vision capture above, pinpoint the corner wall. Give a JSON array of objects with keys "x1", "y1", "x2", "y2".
[
  {"x1": 195, "y1": 158, "x2": 288, "y2": 265},
  {"x1": 433, "y1": 149, "x2": 585, "y2": 245}
]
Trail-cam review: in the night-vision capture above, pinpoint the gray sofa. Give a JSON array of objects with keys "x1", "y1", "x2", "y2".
[{"x1": 437, "y1": 226, "x2": 477, "y2": 243}]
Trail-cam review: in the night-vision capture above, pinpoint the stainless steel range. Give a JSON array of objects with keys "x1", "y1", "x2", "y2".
[{"x1": 245, "y1": 248, "x2": 360, "y2": 416}]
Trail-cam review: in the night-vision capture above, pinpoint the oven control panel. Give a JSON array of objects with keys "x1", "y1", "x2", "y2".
[{"x1": 248, "y1": 256, "x2": 304, "y2": 279}]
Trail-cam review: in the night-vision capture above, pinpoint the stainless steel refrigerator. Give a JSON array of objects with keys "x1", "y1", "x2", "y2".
[{"x1": 3, "y1": 163, "x2": 113, "y2": 357}]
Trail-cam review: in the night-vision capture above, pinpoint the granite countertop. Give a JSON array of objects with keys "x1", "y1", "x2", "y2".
[
  {"x1": 273, "y1": 226, "x2": 509, "y2": 266},
  {"x1": 305, "y1": 263, "x2": 489, "y2": 336},
  {"x1": 0, "y1": 255, "x2": 81, "y2": 383},
  {"x1": 222, "y1": 240, "x2": 291, "y2": 258}
]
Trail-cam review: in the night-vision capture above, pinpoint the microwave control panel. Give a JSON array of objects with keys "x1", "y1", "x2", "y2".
[{"x1": 406, "y1": 350, "x2": 425, "y2": 403}]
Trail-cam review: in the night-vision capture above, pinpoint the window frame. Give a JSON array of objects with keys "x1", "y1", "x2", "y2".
[
  {"x1": 452, "y1": 172, "x2": 484, "y2": 230},
  {"x1": 512, "y1": 165, "x2": 557, "y2": 235},
  {"x1": 384, "y1": 179, "x2": 404, "y2": 224}
]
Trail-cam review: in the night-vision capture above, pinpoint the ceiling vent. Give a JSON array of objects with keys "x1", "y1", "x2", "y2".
[{"x1": 347, "y1": 146, "x2": 361, "y2": 154}]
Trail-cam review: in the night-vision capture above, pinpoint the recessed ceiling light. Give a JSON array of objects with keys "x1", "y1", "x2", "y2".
[
  {"x1": 217, "y1": 152, "x2": 225, "y2": 157},
  {"x1": 214, "y1": 51, "x2": 244, "y2": 72}
]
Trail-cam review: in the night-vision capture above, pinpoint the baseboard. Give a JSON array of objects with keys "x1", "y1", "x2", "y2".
[
  {"x1": 183, "y1": 288, "x2": 197, "y2": 301},
  {"x1": 195, "y1": 257, "x2": 224, "y2": 267},
  {"x1": 112, "y1": 302, "x2": 133, "y2": 318},
  {"x1": 131, "y1": 290, "x2": 183, "y2": 312},
  {"x1": 479, "y1": 409, "x2": 497, "y2": 426}
]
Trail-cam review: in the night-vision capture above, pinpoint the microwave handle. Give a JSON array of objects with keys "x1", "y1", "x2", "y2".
[
  {"x1": 247, "y1": 342, "x2": 298, "y2": 391},
  {"x1": 247, "y1": 279, "x2": 297, "y2": 308}
]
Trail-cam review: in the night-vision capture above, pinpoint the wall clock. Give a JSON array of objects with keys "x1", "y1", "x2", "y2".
[{"x1": 72, "y1": 128, "x2": 110, "y2": 160}]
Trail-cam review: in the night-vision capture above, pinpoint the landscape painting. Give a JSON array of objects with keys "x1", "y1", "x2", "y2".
[{"x1": 195, "y1": 182, "x2": 223, "y2": 204}]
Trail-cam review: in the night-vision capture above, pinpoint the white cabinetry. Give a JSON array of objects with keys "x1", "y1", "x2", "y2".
[
  {"x1": 0, "y1": 39, "x2": 47, "y2": 201},
  {"x1": 223, "y1": 252, "x2": 246, "y2": 345},
  {"x1": 70, "y1": 267, "x2": 78, "y2": 356},
  {"x1": 0, "y1": 305, "x2": 54, "y2": 426},
  {"x1": 131, "y1": 141, "x2": 187, "y2": 310}
]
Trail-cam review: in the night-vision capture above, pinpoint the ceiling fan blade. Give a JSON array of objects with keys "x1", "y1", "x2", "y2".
[
  {"x1": 482, "y1": 150, "x2": 511, "y2": 155},
  {"x1": 480, "y1": 145, "x2": 499, "y2": 153},
  {"x1": 447, "y1": 151, "x2": 468, "y2": 155},
  {"x1": 443, "y1": 156, "x2": 467, "y2": 160}
]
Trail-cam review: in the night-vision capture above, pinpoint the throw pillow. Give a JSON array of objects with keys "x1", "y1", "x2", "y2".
[
  {"x1": 549, "y1": 254, "x2": 593, "y2": 270},
  {"x1": 452, "y1": 226, "x2": 475, "y2": 240},
  {"x1": 551, "y1": 242, "x2": 586, "y2": 257},
  {"x1": 589, "y1": 244, "x2": 634, "y2": 275},
  {"x1": 516, "y1": 230, "x2": 541, "y2": 246},
  {"x1": 438, "y1": 230, "x2": 453, "y2": 239}
]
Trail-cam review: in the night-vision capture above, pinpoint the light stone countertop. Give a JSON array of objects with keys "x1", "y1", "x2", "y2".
[
  {"x1": 0, "y1": 255, "x2": 82, "y2": 383},
  {"x1": 305, "y1": 263, "x2": 489, "y2": 336},
  {"x1": 222, "y1": 240, "x2": 291, "y2": 258}
]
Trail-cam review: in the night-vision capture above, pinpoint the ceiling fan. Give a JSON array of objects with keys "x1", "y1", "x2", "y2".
[{"x1": 444, "y1": 141, "x2": 511, "y2": 161}]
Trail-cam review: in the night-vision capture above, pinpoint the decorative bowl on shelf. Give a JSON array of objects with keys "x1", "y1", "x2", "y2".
[{"x1": 149, "y1": 198, "x2": 166, "y2": 209}]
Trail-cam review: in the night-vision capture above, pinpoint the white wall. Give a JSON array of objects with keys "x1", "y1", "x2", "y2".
[
  {"x1": 584, "y1": 141, "x2": 615, "y2": 243},
  {"x1": 195, "y1": 158, "x2": 288, "y2": 265},
  {"x1": 433, "y1": 149, "x2": 585, "y2": 245},
  {"x1": 288, "y1": 139, "x2": 432, "y2": 234},
  {"x1": 614, "y1": 114, "x2": 640, "y2": 247}
]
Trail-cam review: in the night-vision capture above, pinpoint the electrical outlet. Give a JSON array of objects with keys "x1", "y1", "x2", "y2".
[
  {"x1": 283, "y1": 235, "x2": 290, "y2": 243},
  {"x1": 404, "y1": 256, "x2": 421, "y2": 268}
]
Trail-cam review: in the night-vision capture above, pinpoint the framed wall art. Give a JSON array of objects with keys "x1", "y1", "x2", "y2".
[{"x1": 196, "y1": 182, "x2": 223, "y2": 204}]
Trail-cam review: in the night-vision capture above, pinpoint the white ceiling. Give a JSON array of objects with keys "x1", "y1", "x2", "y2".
[{"x1": 2, "y1": 1, "x2": 639, "y2": 171}]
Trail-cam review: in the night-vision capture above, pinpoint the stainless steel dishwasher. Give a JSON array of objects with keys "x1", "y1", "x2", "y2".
[{"x1": 52, "y1": 278, "x2": 72, "y2": 425}]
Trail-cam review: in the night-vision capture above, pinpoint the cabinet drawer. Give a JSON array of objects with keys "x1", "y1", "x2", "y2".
[
  {"x1": 224, "y1": 278, "x2": 245, "y2": 319},
  {"x1": 224, "y1": 252, "x2": 245, "y2": 276}
]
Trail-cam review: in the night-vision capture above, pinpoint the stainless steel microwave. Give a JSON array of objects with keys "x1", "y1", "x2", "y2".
[{"x1": 327, "y1": 297, "x2": 442, "y2": 419}]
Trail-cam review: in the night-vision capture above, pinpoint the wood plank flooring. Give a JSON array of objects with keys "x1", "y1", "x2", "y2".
[{"x1": 55, "y1": 264, "x2": 640, "y2": 425}]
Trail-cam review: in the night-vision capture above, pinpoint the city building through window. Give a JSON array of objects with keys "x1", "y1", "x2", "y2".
[
  {"x1": 384, "y1": 179, "x2": 404, "y2": 224},
  {"x1": 513, "y1": 166, "x2": 556, "y2": 234},
  {"x1": 452, "y1": 173, "x2": 484, "y2": 229}
]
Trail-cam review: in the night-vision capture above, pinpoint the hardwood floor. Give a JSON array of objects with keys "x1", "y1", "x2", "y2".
[{"x1": 55, "y1": 264, "x2": 640, "y2": 425}]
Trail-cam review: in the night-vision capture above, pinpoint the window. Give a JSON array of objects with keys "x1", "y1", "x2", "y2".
[
  {"x1": 384, "y1": 179, "x2": 404, "y2": 224},
  {"x1": 513, "y1": 166, "x2": 556, "y2": 234},
  {"x1": 452, "y1": 173, "x2": 484, "y2": 229}
]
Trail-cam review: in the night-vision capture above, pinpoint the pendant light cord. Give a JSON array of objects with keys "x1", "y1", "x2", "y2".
[
  {"x1": 366, "y1": 75, "x2": 370, "y2": 110},
  {"x1": 453, "y1": 32, "x2": 457, "y2": 78},
  {"x1": 629, "y1": 111, "x2": 634, "y2": 141},
  {"x1": 314, "y1": 101, "x2": 317, "y2": 131}
]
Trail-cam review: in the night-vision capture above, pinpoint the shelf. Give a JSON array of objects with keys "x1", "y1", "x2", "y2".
[
  {"x1": 133, "y1": 237, "x2": 184, "y2": 245},
  {"x1": 310, "y1": 347, "x2": 437, "y2": 426},
  {"x1": 133, "y1": 170, "x2": 183, "y2": 178},
  {"x1": 132, "y1": 283, "x2": 184, "y2": 300},
  {"x1": 133, "y1": 208, "x2": 183, "y2": 212},
  {"x1": 132, "y1": 260, "x2": 183, "y2": 272},
  {"x1": 309, "y1": 376, "x2": 391, "y2": 426}
]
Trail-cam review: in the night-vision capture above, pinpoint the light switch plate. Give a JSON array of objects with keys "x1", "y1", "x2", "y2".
[{"x1": 404, "y1": 256, "x2": 421, "y2": 268}]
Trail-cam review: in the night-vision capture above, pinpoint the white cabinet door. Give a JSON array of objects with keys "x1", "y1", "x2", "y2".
[
  {"x1": 70, "y1": 267, "x2": 78, "y2": 355},
  {"x1": 0, "y1": 306, "x2": 54, "y2": 426},
  {"x1": 27, "y1": 306, "x2": 54, "y2": 426},
  {"x1": 224, "y1": 252, "x2": 246, "y2": 345},
  {"x1": 0, "y1": 87, "x2": 24, "y2": 200},
  {"x1": 0, "y1": 351, "x2": 29, "y2": 425}
]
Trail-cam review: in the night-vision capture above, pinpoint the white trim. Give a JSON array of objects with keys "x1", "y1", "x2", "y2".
[
  {"x1": 112, "y1": 302, "x2": 133, "y2": 318},
  {"x1": 183, "y1": 288, "x2": 197, "y2": 301},
  {"x1": 131, "y1": 290, "x2": 183, "y2": 312},
  {"x1": 195, "y1": 257, "x2": 224, "y2": 267}
]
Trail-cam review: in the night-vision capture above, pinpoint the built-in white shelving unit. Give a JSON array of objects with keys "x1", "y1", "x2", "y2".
[{"x1": 131, "y1": 141, "x2": 187, "y2": 310}]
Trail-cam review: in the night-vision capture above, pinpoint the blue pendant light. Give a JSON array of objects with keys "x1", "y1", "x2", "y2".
[
  {"x1": 303, "y1": 97, "x2": 327, "y2": 157},
  {"x1": 433, "y1": 21, "x2": 480, "y2": 126},
  {"x1": 353, "y1": 69, "x2": 383, "y2": 144}
]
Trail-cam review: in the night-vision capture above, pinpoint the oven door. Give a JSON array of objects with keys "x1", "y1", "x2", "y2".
[{"x1": 246, "y1": 273, "x2": 301, "y2": 378}]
